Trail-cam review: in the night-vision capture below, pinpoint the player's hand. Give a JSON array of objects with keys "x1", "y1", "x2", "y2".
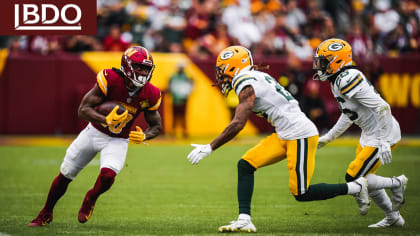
[
  {"x1": 318, "y1": 135, "x2": 331, "y2": 149},
  {"x1": 187, "y1": 144, "x2": 212, "y2": 164},
  {"x1": 378, "y1": 143, "x2": 392, "y2": 165},
  {"x1": 106, "y1": 105, "x2": 128, "y2": 126},
  {"x1": 129, "y1": 126, "x2": 146, "y2": 144}
]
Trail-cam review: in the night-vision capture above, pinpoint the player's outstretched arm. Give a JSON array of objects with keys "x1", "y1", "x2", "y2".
[
  {"x1": 78, "y1": 84, "x2": 107, "y2": 123},
  {"x1": 319, "y1": 113, "x2": 353, "y2": 148},
  {"x1": 143, "y1": 110, "x2": 162, "y2": 141},
  {"x1": 187, "y1": 85, "x2": 255, "y2": 165},
  {"x1": 210, "y1": 85, "x2": 255, "y2": 151}
]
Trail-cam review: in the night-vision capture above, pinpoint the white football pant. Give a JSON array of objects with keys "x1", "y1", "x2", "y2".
[{"x1": 60, "y1": 123, "x2": 129, "y2": 179}]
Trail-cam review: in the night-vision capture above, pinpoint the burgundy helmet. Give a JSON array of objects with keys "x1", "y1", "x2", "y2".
[{"x1": 120, "y1": 46, "x2": 155, "y2": 87}]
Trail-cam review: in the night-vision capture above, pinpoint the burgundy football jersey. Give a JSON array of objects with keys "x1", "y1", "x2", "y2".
[{"x1": 92, "y1": 68, "x2": 161, "y2": 138}]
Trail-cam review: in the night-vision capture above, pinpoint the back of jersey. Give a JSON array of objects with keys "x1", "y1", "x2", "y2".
[{"x1": 232, "y1": 70, "x2": 318, "y2": 140}]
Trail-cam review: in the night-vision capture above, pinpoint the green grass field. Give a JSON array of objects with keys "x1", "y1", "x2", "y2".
[{"x1": 0, "y1": 140, "x2": 419, "y2": 235}]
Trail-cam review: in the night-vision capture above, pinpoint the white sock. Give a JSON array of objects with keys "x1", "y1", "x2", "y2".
[
  {"x1": 369, "y1": 189, "x2": 397, "y2": 217},
  {"x1": 366, "y1": 174, "x2": 400, "y2": 191},
  {"x1": 238, "y1": 213, "x2": 251, "y2": 221},
  {"x1": 347, "y1": 181, "x2": 362, "y2": 195}
]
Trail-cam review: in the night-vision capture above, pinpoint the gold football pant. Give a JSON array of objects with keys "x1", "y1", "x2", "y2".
[
  {"x1": 241, "y1": 133, "x2": 318, "y2": 196},
  {"x1": 346, "y1": 143, "x2": 398, "y2": 180}
]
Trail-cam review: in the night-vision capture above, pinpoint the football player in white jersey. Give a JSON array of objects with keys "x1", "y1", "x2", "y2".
[
  {"x1": 187, "y1": 46, "x2": 370, "y2": 233},
  {"x1": 313, "y1": 38, "x2": 408, "y2": 228}
]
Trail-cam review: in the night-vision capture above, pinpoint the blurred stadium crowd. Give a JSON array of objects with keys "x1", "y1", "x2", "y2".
[{"x1": 1, "y1": 0, "x2": 420, "y2": 60}]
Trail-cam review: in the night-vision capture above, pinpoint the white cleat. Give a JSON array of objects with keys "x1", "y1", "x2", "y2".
[
  {"x1": 354, "y1": 177, "x2": 370, "y2": 215},
  {"x1": 368, "y1": 214, "x2": 405, "y2": 228},
  {"x1": 391, "y1": 174, "x2": 408, "y2": 212},
  {"x1": 218, "y1": 219, "x2": 256, "y2": 233}
]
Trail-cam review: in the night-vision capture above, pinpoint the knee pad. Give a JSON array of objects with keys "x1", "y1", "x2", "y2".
[
  {"x1": 60, "y1": 161, "x2": 82, "y2": 180},
  {"x1": 237, "y1": 159, "x2": 256, "y2": 174},
  {"x1": 345, "y1": 173, "x2": 357, "y2": 182}
]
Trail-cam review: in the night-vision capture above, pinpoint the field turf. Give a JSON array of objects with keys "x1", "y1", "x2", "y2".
[{"x1": 0, "y1": 139, "x2": 419, "y2": 235}]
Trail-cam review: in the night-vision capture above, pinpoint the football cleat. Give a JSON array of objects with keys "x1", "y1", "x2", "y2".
[
  {"x1": 368, "y1": 214, "x2": 405, "y2": 228},
  {"x1": 353, "y1": 177, "x2": 370, "y2": 215},
  {"x1": 78, "y1": 196, "x2": 95, "y2": 223},
  {"x1": 218, "y1": 219, "x2": 256, "y2": 233},
  {"x1": 391, "y1": 174, "x2": 408, "y2": 212},
  {"x1": 28, "y1": 211, "x2": 53, "y2": 227}
]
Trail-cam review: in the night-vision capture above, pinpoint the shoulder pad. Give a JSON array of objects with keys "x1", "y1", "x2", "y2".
[
  {"x1": 335, "y1": 69, "x2": 364, "y2": 96},
  {"x1": 232, "y1": 72, "x2": 257, "y2": 93},
  {"x1": 96, "y1": 69, "x2": 122, "y2": 96},
  {"x1": 96, "y1": 69, "x2": 110, "y2": 96}
]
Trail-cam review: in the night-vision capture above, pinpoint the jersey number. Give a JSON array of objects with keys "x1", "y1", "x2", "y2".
[
  {"x1": 264, "y1": 76, "x2": 294, "y2": 101},
  {"x1": 335, "y1": 97, "x2": 359, "y2": 120},
  {"x1": 102, "y1": 113, "x2": 134, "y2": 134}
]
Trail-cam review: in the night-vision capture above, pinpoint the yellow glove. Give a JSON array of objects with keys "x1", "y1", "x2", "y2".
[
  {"x1": 105, "y1": 105, "x2": 128, "y2": 127},
  {"x1": 129, "y1": 126, "x2": 146, "y2": 144}
]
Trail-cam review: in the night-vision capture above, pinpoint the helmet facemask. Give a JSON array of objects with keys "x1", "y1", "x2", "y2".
[
  {"x1": 121, "y1": 56, "x2": 155, "y2": 88},
  {"x1": 216, "y1": 65, "x2": 233, "y2": 96},
  {"x1": 312, "y1": 55, "x2": 335, "y2": 81},
  {"x1": 131, "y1": 62, "x2": 154, "y2": 87}
]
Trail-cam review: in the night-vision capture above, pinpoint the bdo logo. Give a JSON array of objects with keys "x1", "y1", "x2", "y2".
[
  {"x1": 0, "y1": 0, "x2": 96, "y2": 35},
  {"x1": 15, "y1": 4, "x2": 82, "y2": 30}
]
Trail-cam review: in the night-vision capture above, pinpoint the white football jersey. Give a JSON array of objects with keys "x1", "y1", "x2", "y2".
[
  {"x1": 231, "y1": 69, "x2": 318, "y2": 140},
  {"x1": 330, "y1": 68, "x2": 401, "y2": 147}
]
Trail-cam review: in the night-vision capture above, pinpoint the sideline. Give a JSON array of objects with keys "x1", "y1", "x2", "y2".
[{"x1": 1, "y1": 135, "x2": 420, "y2": 147}]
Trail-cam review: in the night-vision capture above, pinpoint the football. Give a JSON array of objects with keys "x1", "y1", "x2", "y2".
[{"x1": 96, "y1": 101, "x2": 126, "y2": 116}]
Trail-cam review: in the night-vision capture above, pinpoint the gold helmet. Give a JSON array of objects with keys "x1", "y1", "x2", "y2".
[
  {"x1": 216, "y1": 46, "x2": 253, "y2": 95},
  {"x1": 313, "y1": 38, "x2": 352, "y2": 81}
]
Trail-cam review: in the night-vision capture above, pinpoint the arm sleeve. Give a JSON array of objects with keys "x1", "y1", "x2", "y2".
[
  {"x1": 353, "y1": 88, "x2": 393, "y2": 143},
  {"x1": 323, "y1": 113, "x2": 353, "y2": 141}
]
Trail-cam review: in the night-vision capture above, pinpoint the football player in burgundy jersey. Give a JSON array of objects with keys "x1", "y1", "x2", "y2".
[{"x1": 29, "y1": 46, "x2": 162, "y2": 227}]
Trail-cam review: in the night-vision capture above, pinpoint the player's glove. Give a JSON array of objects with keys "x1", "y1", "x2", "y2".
[
  {"x1": 378, "y1": 143, "x2": 392, "y2": 165},
  {"x1": 187, "y1": 144, "x2": 212, "y2": 164},
  {"x1": 106, "y1": 105, "x2": 128, "y2": 127},
  {"x1": 129, "y1": 126, "x2": 146, "y2": 144},
  {"x1": 318, "y1": 135, "x2": 332, "y2": 149}
]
